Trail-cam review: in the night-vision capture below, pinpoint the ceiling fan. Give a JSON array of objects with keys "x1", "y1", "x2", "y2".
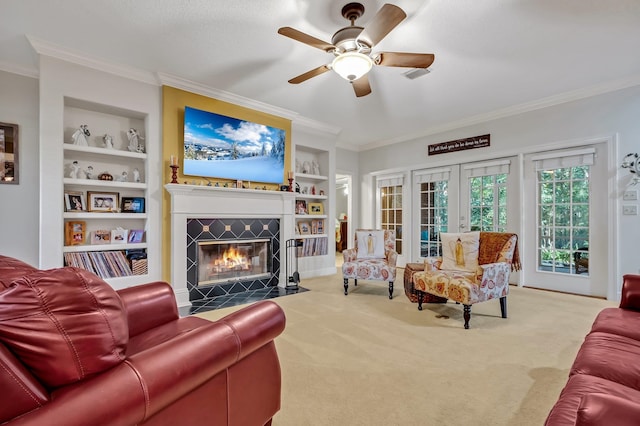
[{"x1": 278, "y1": 2, "x2": 435, "y2": 97}]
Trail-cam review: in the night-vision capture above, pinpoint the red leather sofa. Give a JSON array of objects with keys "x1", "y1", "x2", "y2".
[
  {"x1": 0, "y1": 255, "x2": 286, "y2": 426},
  {"x1": 545, "y1": 274, "x2": 640, "y2": 425}
]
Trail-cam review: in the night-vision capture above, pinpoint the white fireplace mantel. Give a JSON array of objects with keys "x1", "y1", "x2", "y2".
[{"x1": 165, "y1": 184, "x2": 296, "y2": 307}]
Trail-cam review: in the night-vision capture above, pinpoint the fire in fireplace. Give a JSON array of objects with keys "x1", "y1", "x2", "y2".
[{"x1": 197, "y1": 238, "x2": 271, "y2": 286}]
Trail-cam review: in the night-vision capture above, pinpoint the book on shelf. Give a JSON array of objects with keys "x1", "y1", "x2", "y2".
[
  {"x1": 63, "y1": 250, "x2": 143, "y2": 279},
  {"x1": 296, "y1": 237, "x2": 328, "y2": 257}
]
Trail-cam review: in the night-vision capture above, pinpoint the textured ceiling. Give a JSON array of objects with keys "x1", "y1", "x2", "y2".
[{"x1": 1, "y1": 0, "x2": 640, "y2": 150}]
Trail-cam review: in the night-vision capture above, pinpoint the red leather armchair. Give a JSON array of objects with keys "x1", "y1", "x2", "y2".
[{"x1": 0, "y1": 255, "x2": 285, "y2": 426}]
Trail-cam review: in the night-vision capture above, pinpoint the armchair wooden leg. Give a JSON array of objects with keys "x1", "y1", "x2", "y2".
[
  {"x1": 500, "y1": 296, "x2": 507, "y2": 318},
  {"x1": 344, "y1": 278, "x2": 348, "y2": 295},
  {"x1": 463, "y1": 305, "x2": 471, "y2": 329},
  {"x1": 388, "y1": 281, "x2": 394, "y2": 299},
  {"x1": 354, "y1": 279, "x2": 358, "y2": 286},
  {"x1": 417, "y1": 290, "x2": 424, "y2": 310}
]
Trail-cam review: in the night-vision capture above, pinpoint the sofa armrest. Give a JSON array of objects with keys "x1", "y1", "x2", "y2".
[
  {"x1": 577, "y1": 393, "x2": 640, "y2": 426},
  {"x1": 127, "y1": 300, "x2": 285, "y2": 419},
  {"x1": 117, "y1": 281, "x2": 179, "y2": 338},
  {"x1": 620, "y1": 274, "x2": 640, "y2": 311}
]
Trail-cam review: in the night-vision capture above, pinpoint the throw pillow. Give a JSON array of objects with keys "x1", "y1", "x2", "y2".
[
  {"x1": 440, "y1": 231, "x2": 480, "y2": 272},
  {"x1": 0, "y1": 267, "x2": 128, "y2": 388},
  {"x1": 356, "y1": 230, "x2": 386, "y2": 259}
]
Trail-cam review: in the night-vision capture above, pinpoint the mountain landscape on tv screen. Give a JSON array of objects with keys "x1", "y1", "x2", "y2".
[{"x1": 183, "y1": 106, "x2": 286, "y2": 184}]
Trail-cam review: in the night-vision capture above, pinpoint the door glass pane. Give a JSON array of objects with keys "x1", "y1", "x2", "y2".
[
  {"x1": 469, "y1": 173, "x2": 507, "y2": 232},
  {"x1": 380, "y1": 185, "x2": 402, "y2": 255},
  {"x1": 418, "y1": 181, "x2": 448, "y2": 257},
  {"x1": 537, "y1": 165, "x2": 590, "y2": 275}
]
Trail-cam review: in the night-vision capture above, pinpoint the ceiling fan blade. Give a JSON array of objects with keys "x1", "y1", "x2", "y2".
[
  {"x1": 288, "y1": 65, "x2": 331, "y2": 84},
  {"x1": 277, "y1": 27, "x2": 335, "y2": 52},
  {"x1": 376, "y1": 52, "x2": 435, "y2": 68},
  {"x1": 352, "y1": 75, "x2": 372, "y2": 97},
  {"x1": 358, "y1": 4, "x2": 406, "y2": 47}
]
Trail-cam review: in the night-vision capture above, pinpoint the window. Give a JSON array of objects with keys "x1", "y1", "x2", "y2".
[
  {"x1": 380, "y1": 184, "x2": 403, "y2": 254},
  {"x1": 534, "y1": 149, "x2": 593, "y2": 275}
]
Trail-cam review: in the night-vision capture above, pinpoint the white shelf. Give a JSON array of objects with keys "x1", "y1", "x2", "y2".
[
  {"x1": 64, "y1": 212, "x2": 147, "y2": 219},
  {"x1": 63, "y1": 178, "x2": 147, "y2": 190},
  {"x1": 64, "y1": 144, "x2": 147, "y2": 160},
  {"x1": 294, "y1": 234, "x2": 327, "y2": 240},
  {"x1": 295, "y1": 194, "x2": 327, "y2": 200},
  {"x1": 295, "y1": 214, "x2": 328, "y2": 220},
  {"x1": 295, "y1": 173, "x2": 328, "y2": 181},
  {"x1": 63, "y1": 242, "x2": 148, "y2": 253}
]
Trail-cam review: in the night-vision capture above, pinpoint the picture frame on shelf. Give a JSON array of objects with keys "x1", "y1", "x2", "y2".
[
  {"x1": 0, "y1": 122, "x2": 19, "y2": 184},
  {"x1": 87, "y1": 191, "x2": 119, "y2": 212},
  {"x1": 295, "y1": 200, "x2": 308, "y2": 214},
  {"x1": 64, "y1": 191, "x2": 86, "y2": 212},
  {"x1": 91, "y1": 229, "x2": 111, "y2": 244},
  {"x1": 64, "y1": 221, "x2": 86, "y2": 246},
  {"x1": 110, "y1": 228, "x2": 129, "y2": 244},
  {"x1": 128, "y1": 229, "x2": 145, "y2": 243},
  {"x1": 298, "y1": 221, "x2": 311, "y2": 235},
  {"x1": 121, "y1": 196, "x2": 145, "y2": 213},
  {"x1": 308, "y1": 202, "x2": 324, "y2": 215},
  {"x1": 312, "y1": 219, "x2": 325, "y2": 235}
]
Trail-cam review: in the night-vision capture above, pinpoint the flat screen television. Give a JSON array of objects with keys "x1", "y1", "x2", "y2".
[{"x1": 183, "y1": 106, "x2": 286, "y2": 184}]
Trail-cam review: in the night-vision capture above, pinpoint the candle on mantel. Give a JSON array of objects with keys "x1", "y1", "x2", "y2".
[
  {"x1": 170, "y1": 155, "x2": 177, "y2": 166},
  {"x1": 287, "y1": 171, "x2": 294, "y2": 180}
]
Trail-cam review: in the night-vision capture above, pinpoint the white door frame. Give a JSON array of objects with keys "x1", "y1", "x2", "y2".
[{"x1": 517, "y1": 135, "x2": 618, "y2": 300}]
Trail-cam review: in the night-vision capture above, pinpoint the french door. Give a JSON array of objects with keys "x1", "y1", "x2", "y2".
[
  {"x1": 522, "y1": 145, "x2": 608, "y2": 297},
  {"x1": 412, "y1": 157, "x2": 520, "y2": 267}
]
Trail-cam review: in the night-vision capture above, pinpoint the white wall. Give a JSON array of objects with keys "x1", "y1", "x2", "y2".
[
  {"x1": 0, "y1": 71, "x2": 39, "y2": 265},
  {"x1": 358, "y1": 85, "x2": 640, "y2": 288}
]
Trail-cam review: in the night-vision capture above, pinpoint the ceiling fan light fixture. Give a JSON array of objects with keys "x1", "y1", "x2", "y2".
[{"x1": 331, "y1": 51, "x2": 373, "y2": 81}]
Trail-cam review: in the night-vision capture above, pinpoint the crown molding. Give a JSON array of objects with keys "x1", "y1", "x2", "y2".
[
  {"x1": 26, "y1": 35, "x2": 158, "y2": 85},
  {"x1": 158, "y1": 72, "x2": 341, "y2": 136},
  {"x1": 357, "y1": 73, "x2": 640, "y2": 152},
  {"x1": 0, "y1": 60, "x2": 39, "y2": 79}
]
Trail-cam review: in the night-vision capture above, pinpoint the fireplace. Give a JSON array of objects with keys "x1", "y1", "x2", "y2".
[
  {"x1": 165, "y1": 184, "x2": 296, "y2": 308},
  {"x1": 198, "y1": 238, "x2": 271, "y2": 286},
  {"x1": 186, "y1": 217, "x2": 281, "y2": 302}
]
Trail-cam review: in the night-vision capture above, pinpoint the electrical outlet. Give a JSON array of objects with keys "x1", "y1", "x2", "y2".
[
  {"x1": 622, "y1": 205, "x2": 638, "y2": 215},
  {"x1": 623, "y1": 190, "x2": 638, "y2": 201}
]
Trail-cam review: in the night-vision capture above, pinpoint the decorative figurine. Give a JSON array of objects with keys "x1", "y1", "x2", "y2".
[
  {"x1": 127, "y1": 128, "x2": 145, "y2": 152},
  {"x1": 132, "y1": 168, "x2": 141, "y2": 183},
  {"x1": 85, "y1": 165, "x2": 94, "y2": 179},
  {"x1": 71, "y1": 125, "x2": 90, "y2": 146},
  {"x1": 302, "y1": 161, "x2": 311, "y2": 174},
  {"x1": 312, "y1": 160, "x2": 320, "y2": 175},
  {"x1": 103, "y1": 134, "x2": 114, "y2": 149},
  {"x1": 118, "y1": 171, "x2": 128, "y2": 182},
  {"x1": 69, "y1": 161, "x2": 81, "y2": 179}
]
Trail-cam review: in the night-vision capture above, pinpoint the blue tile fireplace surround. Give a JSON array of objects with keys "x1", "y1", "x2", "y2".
[{"x1": 186, "y1": 218, "x2": 281, "y2": 302}]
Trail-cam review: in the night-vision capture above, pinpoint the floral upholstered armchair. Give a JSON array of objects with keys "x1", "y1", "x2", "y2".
[
  {"x1": 412, "y1": 232, "x2": 520, "y2": 329},
  {"x1": 342, "y1": 229, "x2": 398, "y2": 299}
]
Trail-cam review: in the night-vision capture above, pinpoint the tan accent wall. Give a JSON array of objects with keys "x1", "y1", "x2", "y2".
[{"x1": 161, "y1": 86, "x2": 292, "y2": 282}]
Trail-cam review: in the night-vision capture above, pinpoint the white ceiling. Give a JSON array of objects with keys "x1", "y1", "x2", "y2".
[{"x1": 2, "y1": 0, "x2": 640, "y2": 150}]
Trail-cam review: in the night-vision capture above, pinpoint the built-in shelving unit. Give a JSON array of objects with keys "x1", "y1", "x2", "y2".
[
  {"x1": 293, "y1": 145, "x2": 332, "y2": 266},
  {"x1": 59, "y1": 98, "x2": 152, "y2": 285}
]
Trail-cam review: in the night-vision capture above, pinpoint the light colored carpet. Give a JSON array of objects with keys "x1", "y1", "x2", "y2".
[{"x1": 196, "y1": 270, "x2": 615, "y2": 426}]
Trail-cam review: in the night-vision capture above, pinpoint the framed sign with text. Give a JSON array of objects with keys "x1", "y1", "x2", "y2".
[{"x1": 428, "y1": 134, "x2": 490, "y2": 156}]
